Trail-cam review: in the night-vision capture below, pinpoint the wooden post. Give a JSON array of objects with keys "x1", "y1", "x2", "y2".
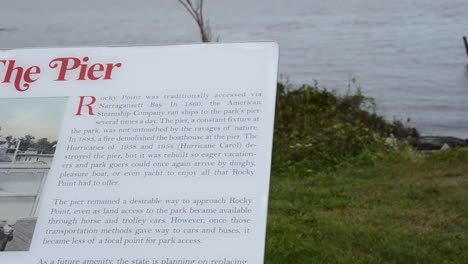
[{"x1": 464, "y1": 36, "x2": 468, "y2": 58}]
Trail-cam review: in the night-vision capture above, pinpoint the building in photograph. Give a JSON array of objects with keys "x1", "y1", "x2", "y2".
[
  {"x1": 0, "y1": 138, "x2": 55, "y2": 165},
  {"x1": 14, "y1": 149, "x2": 54, "y2": 165}
]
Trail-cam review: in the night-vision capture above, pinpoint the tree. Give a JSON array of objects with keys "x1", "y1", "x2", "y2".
[
  {"x1": 177, "y1": 0, "x2": 217, "y2": 42},
  {"x1": 36, "y1": 138, "x2": 51, "y2": 154},
  {"x1": 19, "y1": 135, "x2": 35, "y2": 151},
  {"x1": 5, "y1": 136, "x2": 12, "y2": 148}
]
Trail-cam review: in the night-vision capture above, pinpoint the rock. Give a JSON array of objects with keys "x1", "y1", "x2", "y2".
[
  {"x1": 411, "y1": 136, "x2": 468, "y2": 151},
  {"x1": 440, "y1": 143, "x2": 451, "y2": 151}
]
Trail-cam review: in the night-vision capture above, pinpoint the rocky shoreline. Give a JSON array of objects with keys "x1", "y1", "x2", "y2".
[{"x1": 410, "y1": 136, "x2": 468, "y2": 151}]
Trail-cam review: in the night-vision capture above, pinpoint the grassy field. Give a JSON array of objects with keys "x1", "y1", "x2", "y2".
[
  {"x1": 265, "y1": 149, "x2": 468, "y2": 263},
  {"x1": 264, "y1": 83, "x2": 467, "y2": 263}
]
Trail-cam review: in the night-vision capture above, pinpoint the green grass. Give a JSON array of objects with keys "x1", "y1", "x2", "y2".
[
  {"x1": 265, "y1": 149, "x2": 468, "y2": 263},
  {"x1": 266, "y1": 82, "x2": 467, "y2": 263}
]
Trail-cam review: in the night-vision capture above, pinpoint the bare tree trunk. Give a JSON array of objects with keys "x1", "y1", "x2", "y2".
[{"x1": 178, "y1": 0, "x2": 215, "y2": 42}]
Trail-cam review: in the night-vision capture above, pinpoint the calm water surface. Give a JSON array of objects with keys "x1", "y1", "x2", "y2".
[
  {"x1": 0, "y1": 170, "x2": 42, "y2": 216},
  {"x1": 0, "y1": 0, "x2": 467, "y2": 137}
]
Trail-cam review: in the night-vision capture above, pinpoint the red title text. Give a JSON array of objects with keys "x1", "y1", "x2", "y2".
[{"x1": 0, "y1": 57, "x2": 122, "y2": 92}]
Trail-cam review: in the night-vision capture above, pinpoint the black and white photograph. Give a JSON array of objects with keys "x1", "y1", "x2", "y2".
[{"x1": 0, "y1": 97, "x2": 67, "y2": 251}]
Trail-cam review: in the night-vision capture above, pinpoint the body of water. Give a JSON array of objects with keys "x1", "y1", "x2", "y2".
[
  {"x1": 0, "y1": 0, "x2": 467, "y2": 137},
  {"x1": 0, "y1": 167, "x2": 46, "y2": 217}
]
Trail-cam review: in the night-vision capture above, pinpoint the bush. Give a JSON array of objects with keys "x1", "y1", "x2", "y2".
[{"x1": 273, "y1": 82, "x2": 417, "y2": 169}]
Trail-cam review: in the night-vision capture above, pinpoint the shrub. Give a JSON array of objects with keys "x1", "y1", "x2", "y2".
[{"x1": 273, "y1": 82, "x2": 417, "y2": 169}]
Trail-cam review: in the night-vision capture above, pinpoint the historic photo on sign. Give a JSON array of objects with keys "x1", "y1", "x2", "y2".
[{"x1": 0, "y1": 97, "x2": 67, "y2": 251}]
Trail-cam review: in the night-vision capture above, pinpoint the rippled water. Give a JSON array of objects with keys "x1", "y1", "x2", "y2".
[{"x1": 0, "y1": 0, "x2": 467, "y2": 137}]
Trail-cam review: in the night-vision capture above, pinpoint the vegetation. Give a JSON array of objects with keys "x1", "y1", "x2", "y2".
[
  {"x1": 273, "y1": 81, "x2": 418, "y2": 169},
  {"x1": 177, "y1": 0, "x2": 217, "y2": 42},
  {"x1": 2, "y1": 135, "x2": 56, "y2": 154},
  {"x1": 265, "y1": 82, "x2": 468, "y2": 263}
]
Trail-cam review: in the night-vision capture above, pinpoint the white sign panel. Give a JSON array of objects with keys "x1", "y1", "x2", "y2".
[{"x1": 0, "y1": 43, "x2": 278, "y2": 264}]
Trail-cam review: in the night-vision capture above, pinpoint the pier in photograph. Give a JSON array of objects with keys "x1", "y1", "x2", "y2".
[{"x1": 0, "y1": 163, "x2": 50, "y2": 251}]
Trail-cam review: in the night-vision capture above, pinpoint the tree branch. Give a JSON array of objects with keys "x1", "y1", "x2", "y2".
[
  {"x1": 178, "y1": 0, "x2": 198, "y2": 22},
  {"x1": 178, "y1": 0, "x2": 215, "y2": 42}
]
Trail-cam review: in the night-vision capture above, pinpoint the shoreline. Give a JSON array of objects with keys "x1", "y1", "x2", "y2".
[{"x1": 410, "y1": 135, "x2": 468, "y2": 151}]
